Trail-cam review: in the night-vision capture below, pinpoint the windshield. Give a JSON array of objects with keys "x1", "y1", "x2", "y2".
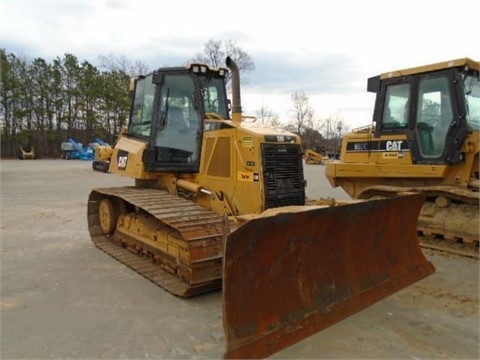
[
  {"x1": 154, "y1": 73, "x2": 203, "y2": 165},
  {"x1": 464, "y1": 74, "x2": 480, "y2": 130},
  {"x1": 129, "y1": 74, "x2": 155, "y2": 138}
]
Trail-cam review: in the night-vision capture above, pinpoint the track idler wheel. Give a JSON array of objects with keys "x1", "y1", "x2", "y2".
[{"x1": 98, "y1": 198, "x2": 118, "y2": 235}]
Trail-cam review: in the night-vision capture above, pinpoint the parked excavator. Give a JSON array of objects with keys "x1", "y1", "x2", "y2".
[
  {"x1": 326, "y1": 57, "x2": 479, "y2": 258},
  {"x1": 87, "y1": 57, "x2": 435, "y2": 358}
]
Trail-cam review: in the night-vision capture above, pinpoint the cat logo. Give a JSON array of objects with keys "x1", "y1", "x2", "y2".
[
  {"x1": 117, "y1": 156, "x2": 128, "y2": 170},
  {"x1": 117, "y1": 151, "x2": 128, "y2": 170},
  {"x1": 117, "y1": 155, "x2": 128, "y2": 170},
  {"x1": 386, "y1": 140, "x2": 403, "y2": 151}
]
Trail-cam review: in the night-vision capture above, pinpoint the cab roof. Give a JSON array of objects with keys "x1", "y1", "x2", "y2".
[{"x1": 380, "y1": 58, "x2": 479, "y2": 80}]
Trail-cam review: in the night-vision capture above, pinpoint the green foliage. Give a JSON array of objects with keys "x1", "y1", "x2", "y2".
[
  {"x1": 0, "y1": 49, "x2": 132, "y2": 157},
  {"x1": 17, "y1": 129, "x2": 34, "y2": 143},
  {"x1": 46, "y1": 129, "x2": 59, "y2": 142},
  {"x1": 0, "y1": 43, "x2": 255, "y2": 157}
]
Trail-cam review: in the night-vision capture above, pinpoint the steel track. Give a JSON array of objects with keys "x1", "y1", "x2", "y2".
[{"x1": 87, "y1": 186, "x2": 225, "y2": 297}]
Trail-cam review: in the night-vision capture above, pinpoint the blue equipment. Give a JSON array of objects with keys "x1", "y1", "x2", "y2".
[{"x1": 60, "y1": 138, "x2": 95, "y2": 160}]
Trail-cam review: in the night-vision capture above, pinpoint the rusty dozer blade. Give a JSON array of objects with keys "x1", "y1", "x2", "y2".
[{"x1": 223, "y1": 193, "x2": 435, "y2": 359}]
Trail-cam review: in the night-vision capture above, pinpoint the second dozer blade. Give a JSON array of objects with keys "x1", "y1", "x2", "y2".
[{"x1": 223, "y1": 193, "x2": 435, "y2": 359}]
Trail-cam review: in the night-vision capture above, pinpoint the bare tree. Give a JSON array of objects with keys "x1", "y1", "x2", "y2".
[
  {"x1": 97, "y1": 54, "x2": 149, "y2": 77},
  {"x1": 319, "y1": 113, "x2": 347, "y2": 155},
  {"x1": 320, "y1": 113, "x2": 344, "y2": 139},
  {"x1": 191, "y1": 39, "x2": 254, "y2": 84},
  {"x1": 303, "y1": 114, "x2": 323, "y2": 150},
  {"x1": 255, "y1": 103, "x2": 280, "y2": 127},
  {"x1": 192, "y1": 39, "x2": 223, "y2": 68},
  {"x1": 289, "y1": 91, "x2": 313, "y2": 136}
]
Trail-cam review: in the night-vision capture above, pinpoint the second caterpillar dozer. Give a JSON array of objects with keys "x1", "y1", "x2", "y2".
[
  {"x1": 326, "y1": 58, "x2": 479, "y2": 257},
  {"x1": 87, "y1": 57, "x2": 435, "y2": 358},
  {"x1": 304, "y1": 148, "x2": 329, "y2": 164},
  {"x1": 18, "y1": 144, "x2": 35, "y2": 159}
]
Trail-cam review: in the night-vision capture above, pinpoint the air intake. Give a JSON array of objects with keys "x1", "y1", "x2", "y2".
[{"x1": 261, "y1": 143, "x2": 306, "y2": 208}]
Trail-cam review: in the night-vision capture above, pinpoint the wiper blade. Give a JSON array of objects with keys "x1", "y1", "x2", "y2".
[{"x1": 158, "y1": 88, "x2": 170, "y2": 130}]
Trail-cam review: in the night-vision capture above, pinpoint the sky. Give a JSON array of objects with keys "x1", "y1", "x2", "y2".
[{"x1": 1, "y1": 0, "x2": 479, "y2": 131}]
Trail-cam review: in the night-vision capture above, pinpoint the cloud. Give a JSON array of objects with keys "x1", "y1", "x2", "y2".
[
  {"x1": 1, "y1": 0, "x2": 478, "y2": 128},
  {"x1": 245, "y1": 52, "x2": 364, "y2": 95}
]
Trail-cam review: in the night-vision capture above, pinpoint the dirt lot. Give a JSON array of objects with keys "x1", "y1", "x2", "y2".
[{"x1": 1, "y1": 159, "x2": 479, "y2": 359}]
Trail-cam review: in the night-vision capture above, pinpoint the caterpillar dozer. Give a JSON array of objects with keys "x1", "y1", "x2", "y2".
[
  {"x1": 326, "y1": 58, "x2": 479, "y2": 258},
  {"x1": 87, "y1": 57, "x2": 434, "y2": 358},
  {"x1": 92, "y1": 139, "x2": 114, "y2": 173},
  {"x1": 18, "y1": 144, "x2": 35, "y2": 159},
  {"x1": 304, "y1": 148, "x2": 329, "y2": 164}
]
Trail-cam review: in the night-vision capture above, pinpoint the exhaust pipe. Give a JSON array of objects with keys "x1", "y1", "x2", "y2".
[{"x1": 226, "y1": 56, "x2": 242, "y2": 124}]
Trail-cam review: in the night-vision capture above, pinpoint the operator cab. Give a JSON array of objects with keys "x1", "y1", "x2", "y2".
[
  {"x1": 128, "y1": 63, "x2": 230, "y2": 172},
  {"x1": 369, "y1": 58, "x2": 480, "y2": 165}
]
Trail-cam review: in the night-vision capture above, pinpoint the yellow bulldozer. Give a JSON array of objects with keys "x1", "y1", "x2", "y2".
[
  {"x1": 304, "y1": 148, "x2": 329, "y2": 164},
  {"x1": 92, "y1": 141, "x2": 114, "y2": 173},
  {"x1": 18, "y1": 144, "x2": 35, "y2": 159},
  {"x1": 326, "y1": 58, "x2": 479, "y2": 257},
  {"x1": 87, "y1": 57, "x2": 435, "y2": 358}
]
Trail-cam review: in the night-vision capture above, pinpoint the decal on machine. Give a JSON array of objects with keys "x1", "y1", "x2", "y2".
[
  {"x1": 383, "y1": 152, "x2": 405, "y2": 159},
  {"x1": 346, "y1": 140, "x2": 410, "y2": 152},
  {"x1": 382, "y1": 141, "x2": 407, "y2": 158},
  {"x1": 238, "y1": 171, "x2": 260, "y2": 182},
  {"x1": 242, "y1": 137, "x2": 253, "y2": 147},
  {"x1": 385, "y1": 140, "x2": 404, "y2": 151},
  {"x1": 117, "y1": 150, "x2": 129, "y2": 170}
]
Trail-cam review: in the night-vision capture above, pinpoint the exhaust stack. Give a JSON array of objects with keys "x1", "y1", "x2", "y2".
[{"x1": 226, "y1": 56, "x2": 242, "y2": 124}]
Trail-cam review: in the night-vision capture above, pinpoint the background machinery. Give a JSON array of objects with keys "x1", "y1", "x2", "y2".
[
  {"x1": 326, "y1": 58, "x2": 479, "y2": 257},
  {"x1": 18, "y1": 144, "x2": 35, "y2": 159},
  {"x1": 91, "y1": 138, "x2": 113, "y2": 172},
  {"x1": 304, "y1": 148, "x2": 329, "y2": 164},
  {"x1": 87, "y1": 57, "x2": 434, "y2": 358},
  {"x1": 61, "y1": 138, "x2": 95, "y2": 160}
]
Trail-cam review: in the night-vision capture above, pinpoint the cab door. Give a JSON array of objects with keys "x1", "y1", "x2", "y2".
[{"x1": 407, "y1": 70, "x2": 469, "y2": 164}]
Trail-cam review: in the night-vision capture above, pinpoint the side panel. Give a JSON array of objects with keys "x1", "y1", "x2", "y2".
[
  {"x1": 341, "y1": 133, "x2": 413, "y2": 164},
  {"x1": 197, "y1": 126, "x2": 306, "y2": 215},
  {"x1": 109, "y1": 136, "x2": 155, "y2": 179}
]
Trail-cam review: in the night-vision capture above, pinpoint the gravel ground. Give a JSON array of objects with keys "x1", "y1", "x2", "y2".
[{"x1": 1, "y1": 159, "x2": 478, "y2": 359}]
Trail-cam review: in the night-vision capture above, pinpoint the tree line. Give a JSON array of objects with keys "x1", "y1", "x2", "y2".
[
  {"x1": 0, "y1": 40, "x2": 254, "y2": 158},
  {"x1": 1, "y1": 40, "x2": 346, "y2": 159},
  {"x1": 0, "y1": 48, "x2": 148, "y2": 158}
]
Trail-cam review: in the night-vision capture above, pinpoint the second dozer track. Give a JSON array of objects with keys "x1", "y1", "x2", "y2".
[
  {"x1": 359, "y1": 185, "x2": 479, "y2": 258},
  {"x1": 87, "y1": 186, "x2": 225, "y2": 297}
]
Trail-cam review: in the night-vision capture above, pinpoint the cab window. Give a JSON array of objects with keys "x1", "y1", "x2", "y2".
[
  {"x1": 415, "y1": 76, "x2": 453, "y2": 157},
  {"x1": 130, "y1": 75, "x2": 155, "y2": 137},
  {"x1": 382, "y1": 83, "x2": 410, "y2": 129}
]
